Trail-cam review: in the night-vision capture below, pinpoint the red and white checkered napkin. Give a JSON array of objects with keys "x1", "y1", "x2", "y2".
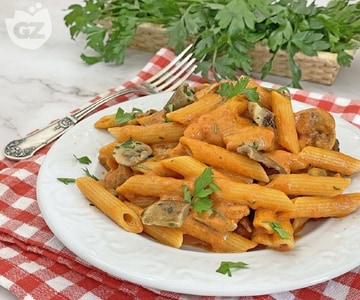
[{"x1": 1, "y1": 47, "x2": 360, "y2": 300}]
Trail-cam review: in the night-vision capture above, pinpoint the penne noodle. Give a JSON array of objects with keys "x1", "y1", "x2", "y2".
[
  {"x1": 299, "y1": 146, "x2": 360, "y2": 175},
  {"x1": 264, "y1": 150, "x2": 308, "y2": 174},
  {"x1": 166, "y1": 93, "x2": 223, "y2": 125},
  {"x1": 125, "y1": 201, "x2": 183, "y2": 248},
  {"x1": 252, "y1": 219, "x2": 294, "y2": 251},
  {"x1": 108, "y1": 122, "x2": 185, "y2": 144},
  {"x1": 181, "y1": 215, "x2": 257, "y2": 253},
  {"x1": 278, "y1": 193, "x2": 360, "y2": 219},
  {"x1": 213, "y1": 178, "x2": 294, "y2": 212},
  {"x1": 116, "y1": 174, "x2": 190, "y2": 202},
  {"x1": 253, "y1": 208, "x2": 278, "y2": 234},
  {"x1": 292, "y1": 217, "x2": 310, "y2": 234},
  {"x1": 224, "y1": 125, "x2": 275, "y2": 152},
  {"x1": 76, "y1": 177, "x2": 143, "y2": 233},
  {"x1": 271, "y1": 91, "x2": 300, "y2": 154},
  {"x1": 180, "y1": 136, "x2": 269, "y2": 182},
  {"x1": 266, "y1": 174, "x2": 351, "y2": 197}
]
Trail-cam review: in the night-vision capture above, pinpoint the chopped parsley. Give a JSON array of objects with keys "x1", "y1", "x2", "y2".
[
  {"x1": 182, "y1": 167, "x2": 220, "y2": 213},
  {"x1": 73, "y1": 154, "x2": 92, "y2": 165},
  {"x1": 57, "y1": 177, "x2": 76, "y2": 185},
  {"x1": 216, "y1": 77, "x2": 259, "y2": 102},
  {"x1": 267, "y1": 222, "x2": 291, "y2": 239},
  {"x1": 216, "y1": 261, "x2": 248, "y2": 277},
  {"x1": 114, "y1": 107, "x2": 142, "y2": 125}
]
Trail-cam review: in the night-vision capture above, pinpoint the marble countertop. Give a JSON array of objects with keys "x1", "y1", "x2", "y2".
[{"x1": 1, "y1": 0, "x2": 359, "y2": 299}]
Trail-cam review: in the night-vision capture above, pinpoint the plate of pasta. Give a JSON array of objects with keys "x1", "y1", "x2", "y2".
[{"x1": 37, "y1": 80, "x2": 360, "y2": 297}]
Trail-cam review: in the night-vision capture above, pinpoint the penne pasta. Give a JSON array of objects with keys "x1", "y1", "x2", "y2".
[
  {"x1": 166, "y1": 93, "x2": 223, "y2": 125},
  {"x1": 125, "y1": 201, "x2": 183, "y2": 248},
  {"x1": 278, "y1": 193, "x2": 360, "y2": 219},
  {"x1": 266, "y1": 173, "x2": 351, "y2": 197},
  {"x1": 299, "y1": 146, "x2": 360, "y2": 175},
  {"x1": 181, "y1": 214, "x2": 257, "y2": 253},
  {"x1": 108, "y1": 122, "x2": 185, "y2": 144},
  {"x1": 252, "y1": 219, "x2": 294, "y2": 251},
  {"x1": 116, "y1": 174, "x2": 190, "y2": 202},
  {"x1": 180, "y1": 136, "x2": 269, "y2": 183},
  {"x1": 76, "y1": 177, "x2": 143, "y2": 233},
  {"x1": 83, "y1": 79, "x2": 360, "y2": 254},
  {"x1": 213, "y1": 178, "x2": 294, "y2": 212},
  {"x1": 271, "y1": 91, "x2": 300, "y2": 154}
]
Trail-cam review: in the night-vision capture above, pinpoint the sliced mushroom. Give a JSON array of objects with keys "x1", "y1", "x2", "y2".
[
  {"x1": 112, "y1": 139, "x2": 152, "y2": 167},
  {"x1": 237, "y1": 144, "x2": 287, "y2": 174},
  {"x1": 141, "y1": 200, "x2": 191, "y2": 227},
  {"x1": 163, "y1": 83, "x2": 195, "y2": 112},
  {"x1": 248, "y1": 102, "x2": 275, "y2": 127}
]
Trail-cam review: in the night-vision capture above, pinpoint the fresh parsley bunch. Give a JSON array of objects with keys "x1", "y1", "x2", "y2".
[{"x1": 64, "y1": 0, "x2": 360, "y2": 88}]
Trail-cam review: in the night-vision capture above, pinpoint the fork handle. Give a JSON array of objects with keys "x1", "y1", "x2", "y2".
[
  {"x1": 4, "y1": 115, "x2": 78, "y2": 160},
  {"x1": 3, "y1": 87, "x2": 148, "y2": 161}
]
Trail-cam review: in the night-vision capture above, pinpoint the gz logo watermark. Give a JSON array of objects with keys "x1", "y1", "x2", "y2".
[{"x1": 5, "y1": 2, "x2": 52, "y2": 50}]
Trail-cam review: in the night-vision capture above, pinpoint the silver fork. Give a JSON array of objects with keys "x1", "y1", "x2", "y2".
[{"x1": 4, "y1": 44, "x2": 196, "y2": 161}]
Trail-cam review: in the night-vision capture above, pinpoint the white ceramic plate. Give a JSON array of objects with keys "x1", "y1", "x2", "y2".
[{"x1": 37, "y1": 92, "x2": 360, "y2": 297}]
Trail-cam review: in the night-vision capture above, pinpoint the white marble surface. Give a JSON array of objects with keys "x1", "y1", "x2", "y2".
[{"x1": 0, "y1": 0, "x2": 359, "y2": 299}]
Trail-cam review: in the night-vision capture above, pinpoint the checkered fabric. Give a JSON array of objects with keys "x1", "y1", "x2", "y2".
[{"x1": 1, "y1": 47, "x2": 360, "y2": 300}]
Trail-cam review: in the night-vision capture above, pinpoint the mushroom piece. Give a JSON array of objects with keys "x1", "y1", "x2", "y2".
[
  {"x1": 163, "y1": 83, "x2": 195, "y2": 112},
  {"x1": 247, "y1": 102, "x2": 275, "y2": 127},
  {"x1": 294, "y1": 108, "x2": 336, "y2": 150},
  {"x1": 112, "y1": 139, "x2": 152, "y2": 167},
  {"x1": 237, "y1": 144, "x2": 287, "y2": 174},
  {"x1": 141, "y1": 200, "x2": 191, "y2": 227}
]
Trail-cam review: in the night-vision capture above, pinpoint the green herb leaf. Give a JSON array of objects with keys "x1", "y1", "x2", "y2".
[
  {"x1": 216, "y1": 76, "x2": 259, "y2": 102},
  {"x1": 183, "y1": 167, "x2": 220, "y2": 213},
  {"x1": 57, "y1": 177, "x2": 76, "y2": 185},
  {"x1": 216, "y1": 261, "x2": 248, "y2": 277},
  {"x1": 82, "y1": 167, "x2": 99, "y2": 181},
  {"x1": 267, "y1": 222, "x2": 291, "y2": 239},
  {"x1": 73, "y1": 154, "x2": 92, "y2": 165},
  {"x1": 64, "y1": 0, "x2": 360, "y2": 88},
  {"x1": 114, "y1": 107, "x2": 142, "y2": 125}
]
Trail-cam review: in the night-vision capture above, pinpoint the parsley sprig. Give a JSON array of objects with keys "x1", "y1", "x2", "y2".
[
  {"x1": 267, "y1": 222, "x2": 291, "y2": 239},
  {"x1": 57, "y1": 155, "x2": 97, "y2": 184},
  {"x1": 182, "y1": 167, "x2": 220, "y2": 213},
  {"x1": 216, "y1": 76, "x2": 259, "y2": 101},
  {"x1": 64, "y1": 0, "x2": 360, "y2": 88},
  {"x1": 216, "y1": 261, "x2": 248, "y2": 277},
  {"x1": 114, "y1": 107, "x2": 142, "y2": 125}
]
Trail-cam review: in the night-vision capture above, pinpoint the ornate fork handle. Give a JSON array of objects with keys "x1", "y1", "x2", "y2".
[{"x1": 4, "y1": 87, "x2": 149, "y2": 160}]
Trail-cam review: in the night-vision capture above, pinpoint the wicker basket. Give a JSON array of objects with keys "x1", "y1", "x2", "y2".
[{"x1": 129, "y1": 23, "x2": 344, "y2": 85}]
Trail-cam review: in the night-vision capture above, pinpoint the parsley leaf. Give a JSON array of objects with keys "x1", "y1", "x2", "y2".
[
  {"x1": 216, "y1": 261, "x2": 248, "y2": 277},
  {"x1": 57, "y1": 177, "x2": 76, "y2": 185},
  {"x1": 114, "y1": 107, "x2": 142, "y2": 125},
  {"x1": 73, "y1": 154, "x2": 92, "y2": 165},
  {"x1": 216, "y1": 76, "x2": 259, "y2": 102},
  {"x1": 64, "y1": 0, "x2": 360, "y2": 88},
  {"x1": 82, "y1": 167, "x2": 99, "y2": 181},
  {"x1": 182, "y1": 167, "x2": 220, "y2": 213},
  {"x1": 267, "y1": 222, "x2": 291, "y2": 239}
]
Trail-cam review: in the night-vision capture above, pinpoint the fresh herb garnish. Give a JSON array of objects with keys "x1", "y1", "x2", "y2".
[
  {"x1": 267, "y1": 222, "x2": 291, "y2": 239},
  {"x1": 114, "y1": 107, "x2": 142, "y2": 125},
  {"x1": 216, "y1": 77, "x2": 259, "y2": 102},
  {"x1": 73, "y1": 154, "x2": 92, "y2": 165},
  {"x1": 82, "y1": 167, "x2": 99, "y2": 181},
  {"x1": 57, "y1": 177, "x2": 76, "y2": 185},
  {"x1": 182, "y1": 167, "x2": 220, "y2": 213},
  {"x1": 64, "y1": 0, "x2": 360, "y2": 88},
  {"x1": 216, "y1": 261, "x2": 248, "y2": 277}
]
